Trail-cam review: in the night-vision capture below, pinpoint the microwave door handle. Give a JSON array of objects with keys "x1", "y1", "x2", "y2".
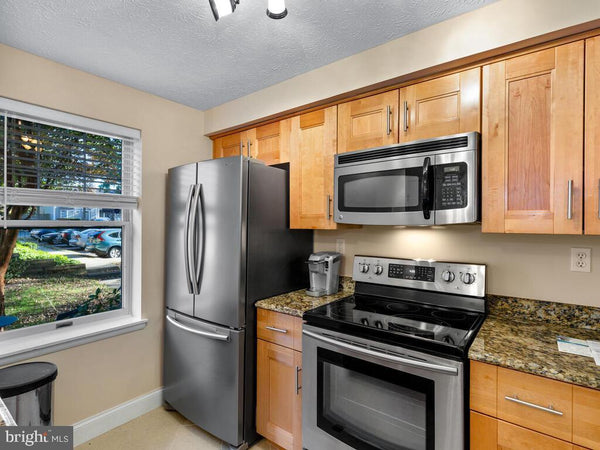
[{"x1": 421, "y1": 156, "x2": 432, "y2": 220}]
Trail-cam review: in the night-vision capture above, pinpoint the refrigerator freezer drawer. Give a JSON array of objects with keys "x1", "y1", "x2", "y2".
[{"x1": 163, "y1": 311, "x2": 245, "y2": 446}]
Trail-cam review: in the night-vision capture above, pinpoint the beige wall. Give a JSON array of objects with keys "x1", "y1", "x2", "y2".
[
  {"x1": 0, "y1": 43, "x2": 211, "y2": 425},
  {"x1": 204, "y1": 0, "x2": 600, "y2": 307},
  {"x1": 204, "y1": 0, "x2": 600, "y2": 134}
]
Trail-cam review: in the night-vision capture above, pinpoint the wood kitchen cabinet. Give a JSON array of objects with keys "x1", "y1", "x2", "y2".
[
  {"x1": 585, "y1": 36, "x2": 600, "y2": 235},
  {"x1": 213, "y1": 121, "x2": 290, "y2": 165},
  {"x1": 482, "y1": 41, "x2": 584, "y2": 234},
  {"x1": 289, "y1": 106, "x2": 340, "y2": 229},
  {"x1": 338, "y1": 90, "x2": 399, "y2": 153},
  {"x1": 256, "y1": 309, "x2": 303, "y2": 450},
  {"x1": 470, "y1": 360, "x2": 600, "y2": 449},
  {"x1": 399, "y1": 68, "x2": 480, "y2": 142}
]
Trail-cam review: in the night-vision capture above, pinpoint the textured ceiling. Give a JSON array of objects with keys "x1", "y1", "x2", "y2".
[{"x1": 0, "y1": 0, "x2": 496, "y2": 110}]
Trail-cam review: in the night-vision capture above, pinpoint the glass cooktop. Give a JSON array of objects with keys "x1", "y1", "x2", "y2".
[{"x1": 303, "y1": 293, "x2": 485, "y2": 357}]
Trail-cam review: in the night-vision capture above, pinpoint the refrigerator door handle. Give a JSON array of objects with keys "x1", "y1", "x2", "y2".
[
  {"x1": 184, "y1": 184, "x2": 196, "y2": 294},
  {"x1": 189, "y1": 183, "x2": 202, "y2": 295},
  {"x1": 166, "y1": 315, "x2": 230, "y2": 341},
  {"x1": 193, "y1": 184, "x2": 205, "y2": 295}
]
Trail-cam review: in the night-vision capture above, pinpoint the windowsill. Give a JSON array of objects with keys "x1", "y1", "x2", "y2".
[{"x1": 0, "y1": 316, "x2": 148, "y2": 366}]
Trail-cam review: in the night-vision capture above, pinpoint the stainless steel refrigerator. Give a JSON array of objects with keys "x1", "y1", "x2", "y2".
[{"x1": 163, "y1": 156, "x2": 312, "y2": 449}]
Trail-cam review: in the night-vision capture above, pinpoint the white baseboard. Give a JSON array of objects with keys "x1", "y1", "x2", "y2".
[{"x1": 73, "y1": 388, "x2": 164, "y2": 446}]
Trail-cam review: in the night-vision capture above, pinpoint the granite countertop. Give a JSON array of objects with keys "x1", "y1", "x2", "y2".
[
  {"x1": 255, "y1": 277, "x2": 354, "y2": 317},
  {"x1": 469, "y1": 295, "x2": 600, "y2": 390}
]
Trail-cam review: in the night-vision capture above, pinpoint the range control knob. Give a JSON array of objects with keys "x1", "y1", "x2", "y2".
[
  {"x1": 360, "y1": 318, "x2": 369, "y2": 326},
  {"x1": 441, "y1": 270, "x2": 455, "y2": 283},
  {"x1": 374, "y1": 320, "x2": 383, "y2": 329},
  {"x1": 461, "y1": 272, "x2": 476, "y2": 285},
  {"x1": 360, "y1": 263, "x2": 370, "y2": 273},
  {"x1": 374, "y1": 265, "x2": 384, "y2": 275}
]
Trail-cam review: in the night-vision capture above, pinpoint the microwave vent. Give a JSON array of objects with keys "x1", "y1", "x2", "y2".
[{"x1": 337, "y1": 135, "x2": 469, "y2": 165}]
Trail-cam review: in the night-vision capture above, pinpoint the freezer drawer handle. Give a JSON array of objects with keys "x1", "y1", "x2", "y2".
[
  {"x1": 265, "y1": 326, "x2": 288, "y2": 334},
  {"x1": 302, "y1": 329, "x2": 458, "y2": 375},
  {"x1": 166, "y1": 315, "x2": 230, "y2": 341},
  {"x1": 504, "y1": 395, "x2": 563, "y2": 416}
]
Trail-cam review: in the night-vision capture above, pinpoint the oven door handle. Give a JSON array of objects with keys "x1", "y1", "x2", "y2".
[{"x1": 303, "y1": 330, "x2": 458, "y2": 375}]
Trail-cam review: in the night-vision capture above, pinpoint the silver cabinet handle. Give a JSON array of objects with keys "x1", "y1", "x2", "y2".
[
  {"x1": 403, "y1": 101, "x2": 409, "y2": 132},
  {"x1": 504, "y1": 395, "x2": 563, "y2": 416},
  {"x1": 567, "y1": 179, "x2": 573, "y2": 220},
  {"x1": 166, "y1": 315, "x2": 230, "y2": 341},
  {"x1": 265, "y1": 326, "x2": 288, "y2": 334},
  {"x1": 302, "y1": 330, "x2": 458, "y2": 375},
  {"x1": 184, "y1": 185, "x2": 196, "y2": 294},
  {"x1": 386, "y1": 105, "x2": 392, "y2": 136},
  {"x1": 326, "y1": 194, "x2": 332, "y2": 220},
  {"x1": 295, "y1": 366, "x2": 302, "y2": 395}
]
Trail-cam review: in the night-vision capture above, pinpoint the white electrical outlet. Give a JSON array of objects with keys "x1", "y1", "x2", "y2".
[
  {"x1": 571, "y1": 248, "x2": 591, "y2": 272},
  {"x1": 336, "y1": 238, "x2": 345, "y2": 255}
]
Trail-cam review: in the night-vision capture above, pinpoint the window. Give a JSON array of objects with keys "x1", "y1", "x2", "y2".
[{"x1": 0, "y1": 97, "x2": 142, "y2": 357}]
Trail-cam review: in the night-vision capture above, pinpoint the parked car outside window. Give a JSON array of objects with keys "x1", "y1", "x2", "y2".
[{"x1": 86, "y1": 229, "x2": 122, "y2": 258}]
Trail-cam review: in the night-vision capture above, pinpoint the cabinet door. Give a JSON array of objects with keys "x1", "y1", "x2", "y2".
[
  {"x1": 585, "y1": 36, "x2": 600, "y2": 235},
  {"x1": 256, "y1": 339, "x2": 302, "y2": 450},
  {"x1": 213, "y1": 131, "x2": 247, "y2": 159},
  {"x1": 470, "y1": 411, "x2": 497, "y2": 450},
  {"x1": 399, "y1": 68, "x2": 480, "y2": 142},
  {"x1": 289, "y1": 106, "x2": 338, "y2": 229},
  {"x1": 338, "y1": 90, "x2": 398, "y2": 153},
  {"x1": 482, "y1": 42, "x2": 584, "y2": 234},
  {"x1": 249, "y1": 120, "x2": 291, "y2": 165},
  {"x1": 573, "y1": 385, "x2": 600, "y2": 449}
]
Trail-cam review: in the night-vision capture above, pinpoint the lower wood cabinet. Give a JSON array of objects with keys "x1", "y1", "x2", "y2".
[
  {"x1": 471, "y1": 360, "x2": 600, "y2": 449},
  {"x1": 256, "y1": 309, "x2": 303, "y2": 450}
]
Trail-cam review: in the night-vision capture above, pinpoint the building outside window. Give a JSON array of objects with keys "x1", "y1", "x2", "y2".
[{"x1": 0, "y1": 97, "x2": 142, "y2": 358}]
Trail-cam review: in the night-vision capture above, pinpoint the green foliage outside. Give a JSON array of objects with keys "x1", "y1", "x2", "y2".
[{"x1": 7, "y1": 241, "x2": 78, "y2": 280}]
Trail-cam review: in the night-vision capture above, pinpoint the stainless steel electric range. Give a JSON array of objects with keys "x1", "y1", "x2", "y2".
[{"x1": 302, "y1": 255, "x2": 486, "y2": 450}]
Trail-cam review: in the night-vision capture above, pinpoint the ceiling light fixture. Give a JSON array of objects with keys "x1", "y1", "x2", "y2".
[
  {"x1": 266, "y1": 0, "x2": 287, "y2": 19},
  {"x1": 209, "y1": 0, "x2": 239, "y2": 21}
]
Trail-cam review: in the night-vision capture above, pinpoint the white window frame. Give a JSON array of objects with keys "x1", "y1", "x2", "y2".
[{"x1": 0, "y1": 97, "x2": 145, "y2": 365}]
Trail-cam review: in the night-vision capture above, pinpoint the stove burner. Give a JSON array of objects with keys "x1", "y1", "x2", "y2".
[
  {"x1": 388, "y1": 322, "x2": 435, "y2": 339},
  {"x1": 431, "y1": 310, "x2": 468, "y2": 322}
]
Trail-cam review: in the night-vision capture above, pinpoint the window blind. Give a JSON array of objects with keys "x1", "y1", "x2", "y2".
[{"x1": 0, "y1": 98, "x2": 141, "y2": 225}]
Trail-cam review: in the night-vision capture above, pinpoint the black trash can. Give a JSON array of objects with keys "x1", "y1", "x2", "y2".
[{"x1": 0, "y1": 362, "x2": 58, "y2": 426}]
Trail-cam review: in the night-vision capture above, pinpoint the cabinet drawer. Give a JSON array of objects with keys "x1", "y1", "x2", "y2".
[
  {"x1": 497, "y1": 419, "x2": 573, "y2": 450},
  {"x1": 257, "y1": 308, "x2": 302, "y2": 351},
  {"x1": 497, "y1": 367, "x2": 572, "y2": 441}
]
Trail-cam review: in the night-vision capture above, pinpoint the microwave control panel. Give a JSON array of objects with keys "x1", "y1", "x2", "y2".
[{"x1": 435, "y1": 162, "x2": 468, "y2": 209}]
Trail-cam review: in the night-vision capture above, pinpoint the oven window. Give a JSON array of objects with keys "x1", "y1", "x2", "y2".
[
  {"x1": 338, "y1": 167, "x2": 423, "y2": 212},
  {"x1": 317, "y1": 348, "x2": 434, "y2": 450}
]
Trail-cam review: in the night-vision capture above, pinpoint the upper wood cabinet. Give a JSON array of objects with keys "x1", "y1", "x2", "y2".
[
  {"x1": 249, "y1": 120, "x2": 291, "y2": 165},
  {"x1": 399, "y1": 68, "x2": 480, "y2": 142},
  {"x1": 213, "y1": 121, "x2": 291, "y2": 165},
  {"x1": 289, "y1": 106, "x2": 339, "y2": 229},
  {"x1": 482, "y1": 41, "x2": 584, "y2": 234},
  {"x1": 338, "y1": 90, "x2": 399, "y2": 153},
  {"x1": 212, "y1": 131, "x2": 247, "y2": 159},
  {"x1": 586, "y1": 36, "x2": 600, "y2": 235}
]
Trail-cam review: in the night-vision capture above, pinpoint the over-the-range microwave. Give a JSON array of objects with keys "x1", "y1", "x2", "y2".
[{"x1": 334, "y1": 132, "x2": 480, "y2": 226}]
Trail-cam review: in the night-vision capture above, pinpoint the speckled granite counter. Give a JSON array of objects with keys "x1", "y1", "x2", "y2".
[
  {"x1": 255, "y1": 277, "x2": 354, "y2": 318},
  {"x1": 469, "y1": 295, "x2": 600, "y2": 390}
]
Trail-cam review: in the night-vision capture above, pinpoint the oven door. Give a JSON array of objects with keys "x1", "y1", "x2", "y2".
[
  {"x1": 302, "y1": 325, "x2": 464, "y2": 450},
  {"x1": 334, "y1": 155, "x2": 435, "y2": 226}
]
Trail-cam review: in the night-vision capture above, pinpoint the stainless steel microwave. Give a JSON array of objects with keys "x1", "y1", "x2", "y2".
[{"x1": 334, "y1": 132, "x2": 480, "y2": 226}]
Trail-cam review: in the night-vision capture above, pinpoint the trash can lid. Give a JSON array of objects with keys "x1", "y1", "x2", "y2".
[{"x1": 0, "y1": 362, "x2": 58, "y2": 398}]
